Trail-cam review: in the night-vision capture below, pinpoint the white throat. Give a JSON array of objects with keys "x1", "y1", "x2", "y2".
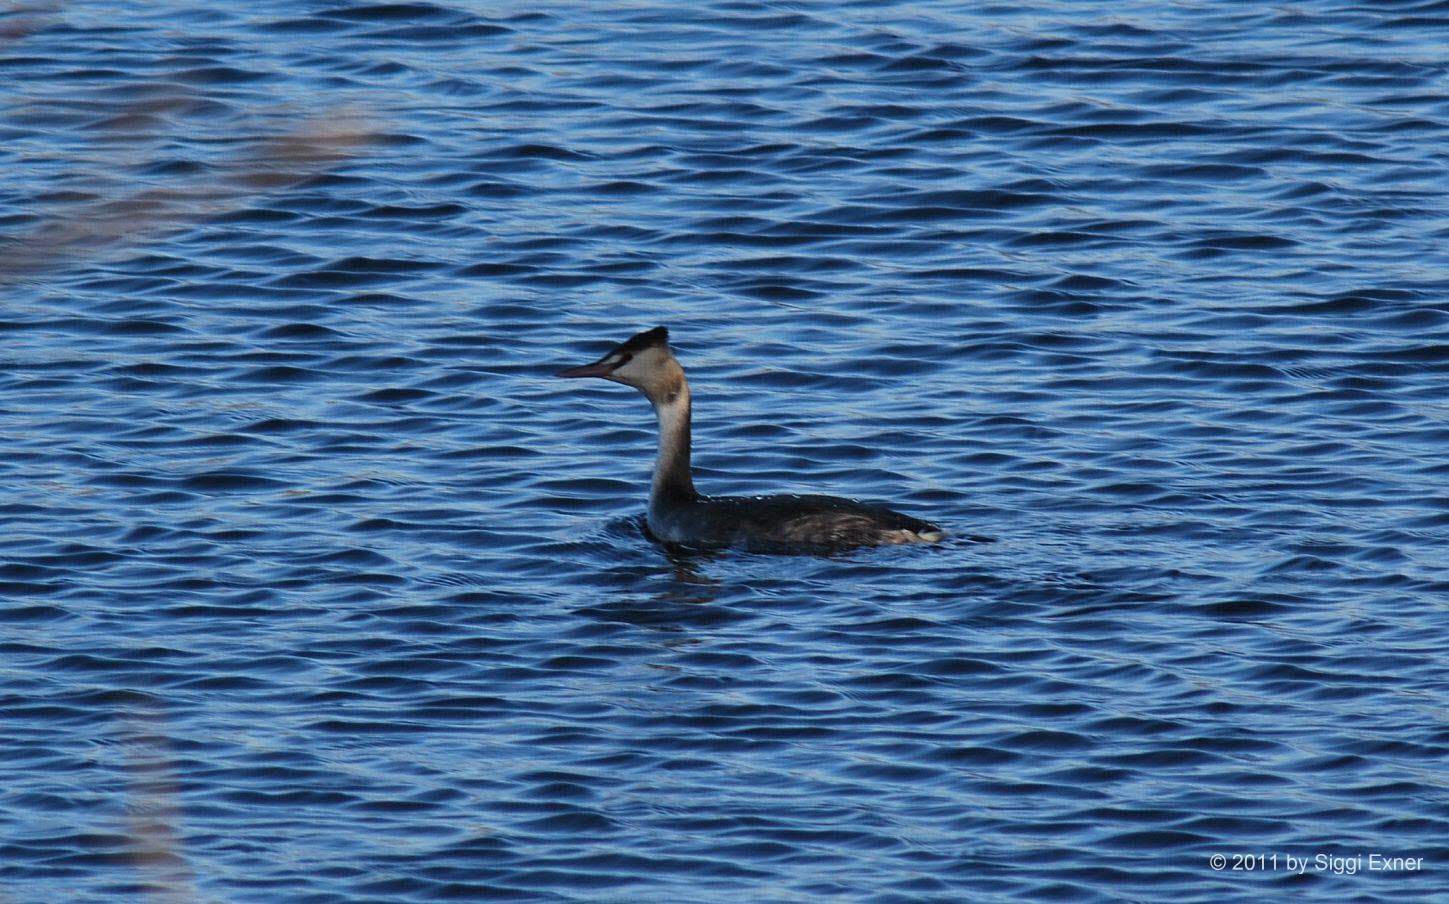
[{"x1": 649, "y1": 378, "x2": 694, "y2": 505}]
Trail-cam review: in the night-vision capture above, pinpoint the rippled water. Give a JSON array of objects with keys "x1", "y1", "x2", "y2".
[{"x1": 3, "y1": 2, "x2": 1447, "y2": 901}]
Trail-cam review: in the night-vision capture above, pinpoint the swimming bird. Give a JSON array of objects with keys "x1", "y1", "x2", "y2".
[{"x1": 555, "y1": 326, "x2": 944, "y2": 553}]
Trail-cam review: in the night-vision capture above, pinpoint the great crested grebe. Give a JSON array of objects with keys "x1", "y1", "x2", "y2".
[{"x1": 556, "y1": 326, "x2": 945, "y2": 553}]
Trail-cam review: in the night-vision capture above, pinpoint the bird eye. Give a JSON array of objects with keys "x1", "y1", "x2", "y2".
[{"x1": 616, "y1": 352, "x2": 633, "y2": 366}]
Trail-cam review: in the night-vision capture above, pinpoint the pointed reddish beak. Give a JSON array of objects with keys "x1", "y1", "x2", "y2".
[{"x1": 555, "y1": 361, "x2": 614, "y2": 378}]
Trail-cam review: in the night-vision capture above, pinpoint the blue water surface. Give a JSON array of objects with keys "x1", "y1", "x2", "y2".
[{"x1": 2, "y1": 1, "x2": 1447, "y2": 901}]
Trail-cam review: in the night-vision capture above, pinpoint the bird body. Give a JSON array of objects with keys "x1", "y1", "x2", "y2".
[{"x1": 556, "y1": 326, "x2": 943, "y2": 553}]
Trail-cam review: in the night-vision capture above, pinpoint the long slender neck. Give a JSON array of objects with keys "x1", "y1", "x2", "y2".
[{"x1": 649, "y1": 371, "x2": 695, "y2": 506}]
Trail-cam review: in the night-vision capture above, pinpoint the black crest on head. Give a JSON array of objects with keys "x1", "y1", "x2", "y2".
[{"x1": 615, "y1": 325, "x2": 669, "y2": 356}]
